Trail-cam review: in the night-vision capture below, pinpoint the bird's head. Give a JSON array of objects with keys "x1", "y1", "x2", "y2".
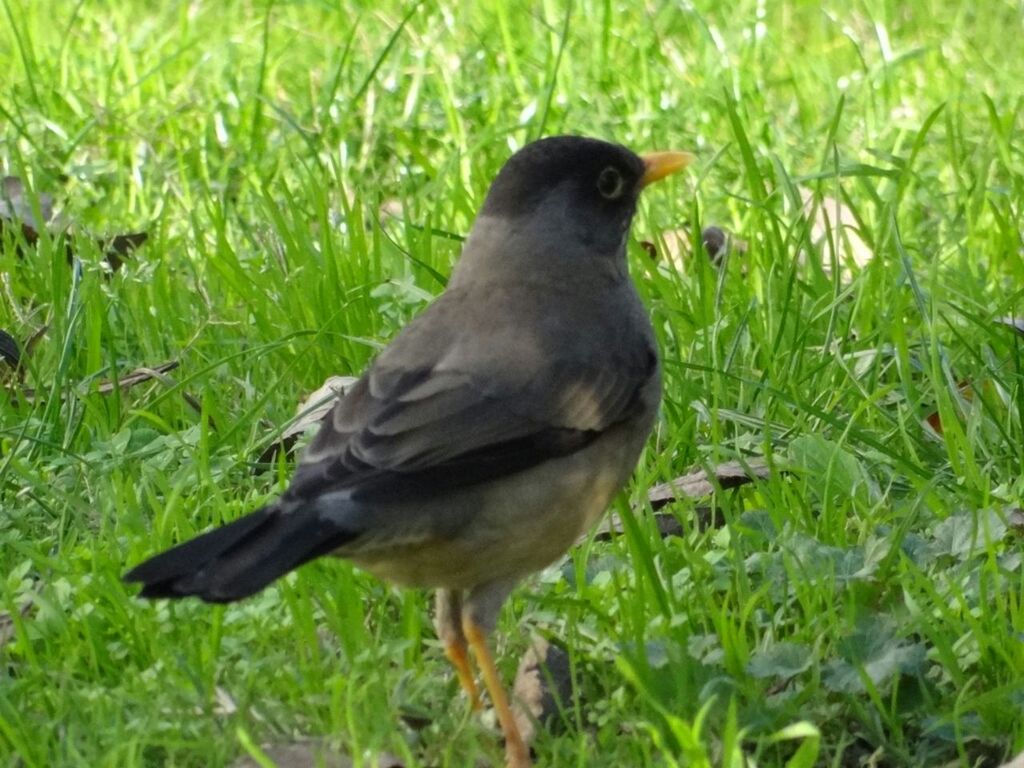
[{"x1": 476, "y1": 136, "x2": 692, "y2": 257}]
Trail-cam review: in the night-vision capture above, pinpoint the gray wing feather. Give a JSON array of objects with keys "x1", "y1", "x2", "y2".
[{"x1": 292, "y1": 286, "x2": 656, "y2": 499}]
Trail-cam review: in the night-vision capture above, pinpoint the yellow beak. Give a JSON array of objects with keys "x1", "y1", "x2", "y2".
[{"x1": 639, "y1": 151, "x2": 695, "y2": 188}]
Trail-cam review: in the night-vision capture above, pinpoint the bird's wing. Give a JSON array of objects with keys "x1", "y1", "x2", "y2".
[{"x1": 287, "y1": 295, "x2": 657, "y2": 504}]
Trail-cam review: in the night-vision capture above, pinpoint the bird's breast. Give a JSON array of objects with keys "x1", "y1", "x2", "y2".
[{"x1": 345, "y1": 404, "x2": 656, "y2": 591}]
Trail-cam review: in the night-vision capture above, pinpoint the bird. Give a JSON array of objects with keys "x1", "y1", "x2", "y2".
[{"x1": 125, "y1": 135, "x2": 692, "y2": 768}]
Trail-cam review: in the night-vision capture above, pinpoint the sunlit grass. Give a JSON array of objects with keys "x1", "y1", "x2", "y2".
[{"x1": 2, "y1": 0, "x2": 1023, "y2": 766}]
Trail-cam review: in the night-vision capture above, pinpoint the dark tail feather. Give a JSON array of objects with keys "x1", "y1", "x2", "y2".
[{"x1": 124, "y1": 504, "x2": 354, "y2": 603}]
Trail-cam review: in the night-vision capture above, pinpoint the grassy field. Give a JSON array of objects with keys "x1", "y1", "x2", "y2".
[{"x1": 2, "y1": 0, "x2": 1024, "y2": 765}]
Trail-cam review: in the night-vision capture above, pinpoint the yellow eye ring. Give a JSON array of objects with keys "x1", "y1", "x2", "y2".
[{"x1": 597, "y1": 166, "x2": 625, "y2": 199}]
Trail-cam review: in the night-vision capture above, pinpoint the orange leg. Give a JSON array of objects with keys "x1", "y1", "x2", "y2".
[
  {"x1": 435, "y1": 589, "x2": 481, "y2": 710},
  {"x1": 463, "y1": 617, "x2": 531, "y2": 768},
  {"x1": 443, "y1": 635, "x2": 482, "y2": 711}
]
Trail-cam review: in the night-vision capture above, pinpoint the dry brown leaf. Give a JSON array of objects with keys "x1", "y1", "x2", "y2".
[
  {"x1": 256, "y1": 375, "x2": 358, "y2": 465},
  {"x1": 590, "y1": 511, "x2": 689, "y2": 543},
  {"x1": 98, "y1": 232, "x2": 149, "y2": 272},
  {"x1": 11, "y1": 360, "x2": 181, "y2": 404},
  {"x1": 1, "y1": 175, "x2": 147, "y2": 272},
  {"x1": 922, "y1": 379, "x2": 975, "y2": 437},
  {"x1": 640, "y1": 225, "x2": 747, "y2": 268},
  {"x1": 643, "y1": 229, "x2": 689, "y2": 265},
  {"x1": 97, "y1": 361, "x2": 208, "y2": 424},
  {"x1": 586, "y1": 460, "x2": 771, "y2": 544},
  {"x1": 92, "y1": 361, "x2": 181, "y2": 394},
  {"x1": 290, "y1": 375, "x2": 357, "y2": 426},
  {"x1": 0, "y1": 600, "x2": 34, "y2": 649},
  {"x1": 799, "y1": 187, "x2": 873, "y2": 278},
  {"x1": 647, "y1": 458, "x2": 771, "y2": 509},
  {"x1": 0, "y1": 176, "x2": 58, "y2": 234},
  {"x1": 511, "y1": 637, "x2": 573, "y2": 747}
]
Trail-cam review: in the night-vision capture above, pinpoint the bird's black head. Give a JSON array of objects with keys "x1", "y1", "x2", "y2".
[
  {"x1": 481, "y1": 136, "x2": 644, "y2": 220},
  {"x1": 477, "y1": 136, "x2": 688, "y2": 256}
]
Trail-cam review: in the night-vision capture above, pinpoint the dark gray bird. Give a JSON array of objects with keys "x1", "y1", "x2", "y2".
[{"x1": 125, "y1": 136, "x2": 691, "y2": 767}]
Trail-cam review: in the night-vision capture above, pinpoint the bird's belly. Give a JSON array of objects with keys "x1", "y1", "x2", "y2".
[{"x1": 345, "y1": 420, "x2": 648, "y2": 590}]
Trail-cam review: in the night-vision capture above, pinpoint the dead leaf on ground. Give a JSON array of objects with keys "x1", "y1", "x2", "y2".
[
  {"x1": 0, "y1": 176, "x2": 60, "y2": 234},
  {"x1": 256, "y1": 375, "x2": 358, "y2": 466},
  {"x1": 231, "y1": 741, "x2": 403, "y2": 768},
  {"x1": 648, "y1": 458, "x2": 771, "y2": 508},
  {"x1": 922, "y1": 379, "x2": 975, "y2": 437},
  {"x1": 590, "y1": 511, "x2": 689, "y2": 543},
  {"x1": 92, "y1": 361, "x2": 181, "y2": 394},
  {"x1": 999, "y1": 751, "x2": 1024, "y2": 768},
  {"x1": 10, "y1": 360, "x2": 182, "y2": 404},
  {"x1": 586, "y1": 459, "x2": 771, "y2": 543},
  {"x1": 99, "y1": 232, "x2": 150, "y2": 272},
  {"x1": 0, "y1": 175, "x2": 148, "y2": 272},
  {"x1": 0, "y1": 600, "x2": 34, "y2": 649},
  {"x1": 512, "y1": 636, "x2": 574, "y2": 747},
  {"x1": 640, "y1": 225, "x2": 747, "y2": 268},
  {"x1": 799, "y1": 187, "x2": 873, "y2": 279}
]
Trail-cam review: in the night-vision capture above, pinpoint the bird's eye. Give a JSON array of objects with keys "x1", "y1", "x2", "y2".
[{"x1": 596, "y1": 166, "x2": 625, "y2": 199}]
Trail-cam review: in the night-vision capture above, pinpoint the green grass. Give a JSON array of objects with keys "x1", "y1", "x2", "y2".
[{"x1": 2, "y1": 0, "x2": 1023, "y2": 765}]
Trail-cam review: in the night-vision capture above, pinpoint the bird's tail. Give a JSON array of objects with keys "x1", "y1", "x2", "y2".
[{"x1": 124, "y1": 503, "x2": 353, "y2": 603}]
